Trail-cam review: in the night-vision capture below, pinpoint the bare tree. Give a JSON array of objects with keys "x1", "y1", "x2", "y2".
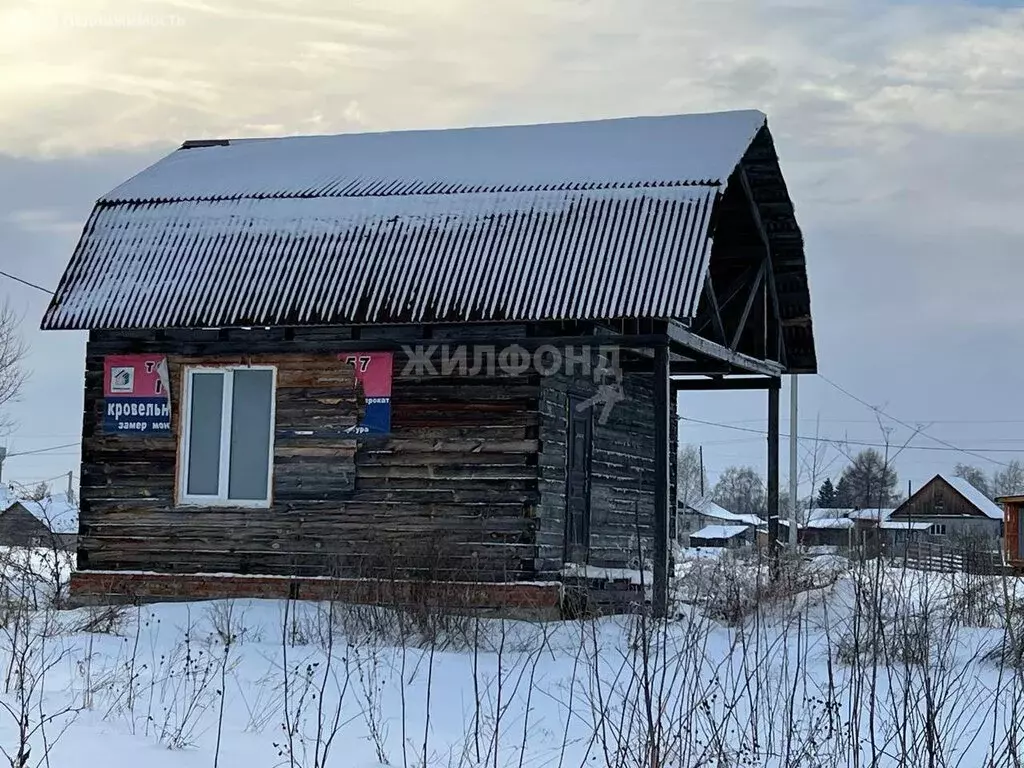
[
  {"x1": 712, "y1": 466, "x2": 765, "y2": 515},
  {"x1": 676, "y1": 443, "x2": 707, "y2": 508},
  {"x1": 953, "y1": 463, "x2": 991, "y2": 499},
  {"x1": 992, "y1": 460, "x2": 1024, "y2": 499},
  {"x1": 0, "y1": 303, "x2": 26, "y2": 432}
]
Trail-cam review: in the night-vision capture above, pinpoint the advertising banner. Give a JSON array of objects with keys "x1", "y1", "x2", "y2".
[
  {"x1": 339, "y1": 352, "x2": 393, "y2": 434},
  {"x1": 103, "y1": 355, "x2": 172, "y2": 435}
]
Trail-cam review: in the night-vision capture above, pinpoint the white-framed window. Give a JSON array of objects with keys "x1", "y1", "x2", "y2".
[
  {"x1": 931, "y1": 523, "x2": 947, "y2": 536},
  {"x1": 178, "y1": 366, "x2": 276, "y2": 507}
]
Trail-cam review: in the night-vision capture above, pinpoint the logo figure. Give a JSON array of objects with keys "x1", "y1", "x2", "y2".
[
  {"x1": 109, "y1": 366, "x2": 134, "y2": 394},
  {"x1": 576, "y1": 353, "x2": 625, "y2": 425}
]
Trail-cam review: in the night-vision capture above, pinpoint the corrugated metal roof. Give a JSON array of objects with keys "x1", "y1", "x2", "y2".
[{"x1": 42, "y1": 110, "x2": 771, "y2": 331}]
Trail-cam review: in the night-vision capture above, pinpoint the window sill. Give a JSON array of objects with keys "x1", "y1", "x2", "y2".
[{"x1": 176, "y1": 499, "x2": 272, "y2": 510}]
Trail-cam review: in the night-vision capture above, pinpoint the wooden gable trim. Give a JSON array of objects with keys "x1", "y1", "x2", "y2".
[
  {"x1": 889, "y1": 474, "x2": 941, "y2": 519},
  {"x1": 890, "y1": 474, "x2": 993, "y2": 519},
  {"x1": 940, "y1": 476, "x2": 996, "y2": 518}
]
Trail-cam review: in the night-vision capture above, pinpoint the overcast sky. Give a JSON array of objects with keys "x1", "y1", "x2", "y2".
[{"x1": 1, "y1": 0, "x2": 1023, "y2": 499}]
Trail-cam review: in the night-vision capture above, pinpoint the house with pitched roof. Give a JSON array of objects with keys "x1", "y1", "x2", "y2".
[
  {"x1": 0, "y1": 487, "x2": 78, "y2": 550},
  {"x1": 41, "y1": 110, "x2": 815, "y2": 614},
  {"x1": 888, "y1": 474, "x2": 1003, "y2": 544}
]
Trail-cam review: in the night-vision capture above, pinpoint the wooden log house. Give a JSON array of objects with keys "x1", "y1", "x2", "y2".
[{"x1": 42, "y1": 110, "x2": 816, "y2": 615}]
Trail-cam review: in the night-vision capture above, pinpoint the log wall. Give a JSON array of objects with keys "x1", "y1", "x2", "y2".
[
  {"x1": 536, "y1": 368, "x2": 657, "y2": 579},
  {"x1": 80, "y1": 327, "x2": 539, "y2": 582}
]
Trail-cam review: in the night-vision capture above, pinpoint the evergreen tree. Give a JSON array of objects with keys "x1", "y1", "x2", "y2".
[
  {"x1": 816, "y1": 478, "x2": 837, "y2": 508},
  {"x1": 834, "y1": 476, "x2": 852, "y2": 507}
]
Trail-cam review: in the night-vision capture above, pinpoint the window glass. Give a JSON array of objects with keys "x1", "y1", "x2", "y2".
[
  {"x1": 228, "y1": 369, "x2": 274, "y2": 500},
  {"x1": 186, "y1": 372, "x2": 224, "y2": 496}
]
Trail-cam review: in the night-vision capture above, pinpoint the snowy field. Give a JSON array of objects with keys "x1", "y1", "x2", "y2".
[{"x1": 0, "y1": 550, "x2": 1022, "y2": 767}]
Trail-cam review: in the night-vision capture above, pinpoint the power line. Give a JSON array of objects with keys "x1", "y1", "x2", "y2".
[
  {"x1": 816, "y1": 373, "x2": 1009, "y2": 468},
  {"x1": 0, "y1": 270, "x2": 54, "y2": 295},
  {"x1": 680, "y1": 415, "x2": 1021, "y2": 459},
  {"x1": 7, "y1": 471, "x2": 75, "y2": 487},
  {"x1": 711, "y1": 417, "x2": 1024, "y2": 426},
  {"x1": 5, "y1": 443, "x2": 79, "y2": 458}
]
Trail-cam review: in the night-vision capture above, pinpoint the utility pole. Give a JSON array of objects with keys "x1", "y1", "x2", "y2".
[
  {"x1": 699, "y1": 446, "x2": 705, "y2": 497},
  {"x1": 0, "y1": 447, "x2": 5, "y2": 484},
  {"x1": 66, "y1": 471, "x2": 74, "y2": 502},
  {"x1": 789, "y1": 375, "x2": 799, "y2": 549}
]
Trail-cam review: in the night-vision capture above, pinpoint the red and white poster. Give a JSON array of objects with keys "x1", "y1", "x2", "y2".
[
  {"x1": 103, "y1": 355, "x2": 171, "y2": 434},
  {"x1": 338, "y1": 352, "x2": 393, "y2": 434}
]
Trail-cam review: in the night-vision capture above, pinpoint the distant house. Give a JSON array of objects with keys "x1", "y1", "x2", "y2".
[
  {"x1": 800, "y1": 515, "x2": 855, "y2": 548},
  {"x1": 777, "y1": 508, "x2": 855, "y2": 548},
  {"x1": 781, "y1": 506, "x2": 931, "y2": 553},
  {"x1": 681, "y1": 497, "x2": 764, "y2": 534},
  {"x1": 0, "y1": 489, "x2": 78, "y2": 550},
  {"x1": 689, "y1": 525, "x2": 753, "y2": 549},
  {"x1": 888, "y1": 474, "x2": 1003, "y2": 544}
]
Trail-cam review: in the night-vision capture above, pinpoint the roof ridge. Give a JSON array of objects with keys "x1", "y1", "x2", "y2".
[{"x1": 100, "y1": 178, "x2": 723, "y2": 205}]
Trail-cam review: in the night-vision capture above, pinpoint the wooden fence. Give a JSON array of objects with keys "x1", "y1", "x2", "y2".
[{"x1": 894, "y1": 539, "x2": 1010, "y2": 576}]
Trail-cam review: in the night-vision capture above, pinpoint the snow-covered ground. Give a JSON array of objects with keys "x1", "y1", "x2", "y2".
[{"x1": 0, "y1": 550, "x2": 1022, "y2": 766}]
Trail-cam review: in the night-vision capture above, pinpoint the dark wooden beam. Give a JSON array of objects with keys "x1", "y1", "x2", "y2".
[
  {"x1": 270, "y1": 331, "x2": 673, "y2": 352},
  {"x1": 731, "y1": 261, "x2": 766, "y2": 352},
  {"x1": 652, "y1": 343, "x2": 670, "y2": 619},
  {"x1": 739, "y1": 166, "x2": 786, "y2": 366},
  {"x1": 693, "y1": 263, "x2": 761, "y2": 337},
  {"x1": 702, "y1": 277, "x2": 728, "y2": 344},
  {"x1": 666, "y1": 321, "x2": 783, "y2": 378},
  {"x1": 671, "y1": 376, "x2": 781, "y2": 392}
]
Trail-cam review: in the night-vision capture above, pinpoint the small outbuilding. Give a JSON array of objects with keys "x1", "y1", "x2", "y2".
[{"x1": 689, "y1": 525, "x2": 753, "y2": 549}]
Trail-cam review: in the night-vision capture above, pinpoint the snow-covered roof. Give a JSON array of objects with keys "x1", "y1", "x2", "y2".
[
  {"x1": 804, "y1": 517, "x2": 855, "y2": 530},
  {"x1": 805, "y1": 507, "x2": 857, "y2": 522},
  {"x1": 686, "y1": 497, "x2": 764, "y2": 527},
  {"x1": 105, "y1": 111, "x2": 767, "y2": 202},
  {"x1": 691, "y1": 524, "x2": 750, "y2": 540},
  {"x1": 941, "y1": 475, "x2": 1003, "y2": 520},
  {"x1": 0, "y1": 488, "x2": 79, "y2": 535},
  {"x1": 40, "y1": 110, "x2": 801, "y2": 333},
  {"x1": 880, "y1": 520, "x2": 932, "y2": 531},
  {"x1": 847, "y1": 508, "x2": 896, "y2": 522}
]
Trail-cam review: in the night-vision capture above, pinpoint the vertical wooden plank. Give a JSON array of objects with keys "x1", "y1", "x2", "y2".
[{"x1": 652, "y1": 344, "x2": 669, "y2": 618}]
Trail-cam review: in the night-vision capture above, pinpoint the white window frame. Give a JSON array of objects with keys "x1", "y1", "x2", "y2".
[{"x1": 178, "y1": 365, "x2": 277, "y2": 508}]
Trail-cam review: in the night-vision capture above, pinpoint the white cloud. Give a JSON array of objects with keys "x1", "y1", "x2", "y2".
[
  {"x1": 0, "y1": 0, "x2": 1021, "y2": 158},
  {"x1": 3, "y1": 208, "x2": 81, "y2": 236}
]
